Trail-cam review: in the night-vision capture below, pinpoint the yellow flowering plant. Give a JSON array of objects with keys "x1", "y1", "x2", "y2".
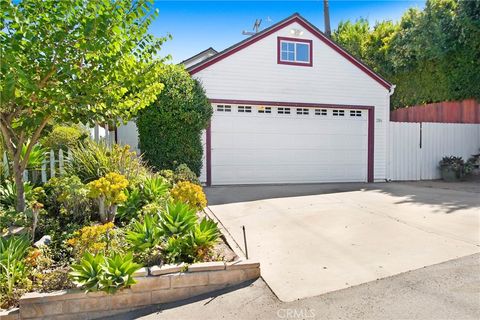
[
  {"x1": 66, "y1": 222, "x2": 119, "y2": 260},
  {"x1": 87, "y1": 172, "x2": 128, "y2": 223},
  {"x1": 170, "y1": 181, "x2": 207, "y2": 211}
]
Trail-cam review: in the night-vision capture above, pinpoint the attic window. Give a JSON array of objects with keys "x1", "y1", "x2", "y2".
[{"x1": 278, "y1": 37, "x2": 312, "y2": 66}]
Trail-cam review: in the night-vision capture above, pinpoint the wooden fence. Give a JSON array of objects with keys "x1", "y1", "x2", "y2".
[
  {"x1": 391, "y1": 99, "x2": 480, "y2": 123},
  {"x1": 2, "y1": 149, "x2": 71, "y2": 184}
]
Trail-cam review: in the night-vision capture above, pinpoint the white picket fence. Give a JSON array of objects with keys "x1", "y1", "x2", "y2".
[
  {"x1": 2, "y1": 149, "x2": 71, "y2": 183},
  {"x1": 387, "y1": 122, "x2": 480, "y2": 181}
]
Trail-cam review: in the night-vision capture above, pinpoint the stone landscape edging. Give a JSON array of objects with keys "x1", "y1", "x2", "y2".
[{"x1": 11, "y1": 259, "x2": 260, "y2": 320}]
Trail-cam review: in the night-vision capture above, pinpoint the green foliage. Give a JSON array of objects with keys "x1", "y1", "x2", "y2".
[
  {"x1": 0, "y1": 0, "x2": 167, "y2": 212},
  {"x1": 43, "y1": 175, "x2": 91, "y2": 222},
  {"x1": 137, "y1": 65, "x2": 212, "y2": 176},
  {"x1": 0, "y1": 235, "x2": 31, "y2": 308},
  {"x1": 69, "y1": 251, "x2": 140, "y2": 294},
  {"x1": 174, "y1": 164, "x2": 200, "y2": 185},
  {"x1": 69, "y1": 252, "x2": 104, "y2": 292},
  {"x1": 159, "y1": 202, "x2": 197, "y2": 238},
  {"x1": 186, "y1": 218, "x2": 220, "y2": 261},
  {"x1": 332, "y1": 0, "x2": 480, "y2": 108},
  {"x1": 0, "y1": 180, "x2": 34, "y2": 209},
  {"x1": 41, "y1": 125, "x2": 90, "y2": 152},
  {"x1": 67, "y1": 141, "x2": 148, "y2": 184},
  {"x1": 126, "y1": 214, "x2": 163, "y2": 251},
  {"x1": 117, "y1": 188, "x2": 143, "y2": 223},
  {"x1": 140, "y1": 175, "x2": 170, "y2": 203},
  {"x1": 99, "y1": 252, "x2": 140, "y2": 294}
]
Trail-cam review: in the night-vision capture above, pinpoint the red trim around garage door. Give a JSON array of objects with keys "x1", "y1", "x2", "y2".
[{"x1": 206, "y1": 99, "x2": 375, "y2": 185}]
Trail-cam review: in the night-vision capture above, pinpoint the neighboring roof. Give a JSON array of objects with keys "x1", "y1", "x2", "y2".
[
  {"x1": 188, "y1": 13, "x2": 393, "y2": 90},
  {"x1": 180, "y1": 47, "x2": 218, "y2": 68}
]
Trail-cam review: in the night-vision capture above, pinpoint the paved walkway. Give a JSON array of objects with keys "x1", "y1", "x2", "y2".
[
  {"x1": 113, "y1": 253, "x2": 480, "y2": 320},
  {"x1": 207, "y1": 182, "x2": 480, "y2": 301}
]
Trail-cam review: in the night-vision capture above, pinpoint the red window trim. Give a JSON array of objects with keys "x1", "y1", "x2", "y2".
[{"x1": 277, "y1": 37, "x2": 313, "y2": 67}]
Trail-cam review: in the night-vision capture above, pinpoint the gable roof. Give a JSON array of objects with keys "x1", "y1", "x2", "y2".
[{"x1": 188, "y1": 13, "x2": 393, "y2": 90}]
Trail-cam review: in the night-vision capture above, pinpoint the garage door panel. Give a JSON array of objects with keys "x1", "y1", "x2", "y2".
[
  {"x1": 213, "y1": 164, "x2": 367, "y2": 184},
  {"x1": 212, "y1": 148, "x2": 367, "y2": 166},
  {"x1": 212, "y1": 132, "x2": 367, "y2": 149},
  {"x1": 211, "y1": 105, "x2": 369, "y2": 184}
]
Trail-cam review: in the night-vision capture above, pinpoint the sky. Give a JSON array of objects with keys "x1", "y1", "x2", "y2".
[{"x1": 150, "y1": 1, "x2": 426, "y2": 63}]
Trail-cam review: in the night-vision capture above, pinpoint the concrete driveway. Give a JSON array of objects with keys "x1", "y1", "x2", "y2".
[{"x1": 206, "y1": 181, "x2": 480, "y2": 302}]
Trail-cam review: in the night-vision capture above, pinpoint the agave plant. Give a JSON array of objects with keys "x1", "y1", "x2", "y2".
[
  {"x1": 187, "y1": 218, "x2": 220, "y2": 261},
  {"x1": 162, "y1": 236, "x2": 188, "y2": 263},
  {"x1": 99, "y1": 252, "x2": 141, "y2": 294},
  {"x1": 69, "y1": 252, "x2": 104, "y2": 292},
  {"x1": 0, "y1": 235, "x2": 31, "y2": 297},
  {"x1": 117, "y1": 188, "x2": 143, "y2": 222},
  {"x1": 141, "y1": 176, "x2": 169, "y2": 202},
  {"x1": 159, "y1": 201, "x2": 197, "y2": 237},
  {"x1": 126, "y1": 214, "x2": 163, "y2": 251}
]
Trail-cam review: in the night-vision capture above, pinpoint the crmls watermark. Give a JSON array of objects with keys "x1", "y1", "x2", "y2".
[{"x1": 277, "y1": 308, "x2": 316, "y2": 319}]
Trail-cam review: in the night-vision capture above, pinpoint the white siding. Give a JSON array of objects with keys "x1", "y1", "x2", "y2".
[
  {"x1": 387, "y1": 122, "x2": 480, "y2": 180},
  {"x1": 194, "y1": 21, "x2": 391, "y2": 181},
  {"x1": 117, "y1": 120, "x2": 140, "y2": 153}
]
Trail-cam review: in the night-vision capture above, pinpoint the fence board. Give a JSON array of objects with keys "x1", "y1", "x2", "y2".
[{"x1": 388, "y1": 122, "x2": 480, "y2": 180}]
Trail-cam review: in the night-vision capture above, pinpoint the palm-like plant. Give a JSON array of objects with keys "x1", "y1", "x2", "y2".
[
  {"x1": 21, "y1": 142, "x2": 47, "y2": 170},
  {"x1": 126, "y1": 214, "x2": 163, "y2": 251},
  {"x1": 159, "y1": 201, "x2": 197, "y2": 237}
]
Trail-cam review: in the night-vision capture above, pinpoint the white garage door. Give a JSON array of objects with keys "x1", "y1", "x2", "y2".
[{"x1": 210, "y1": 104, "x2": 368, "y2": 184}]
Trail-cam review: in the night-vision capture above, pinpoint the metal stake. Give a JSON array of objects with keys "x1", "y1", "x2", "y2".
[{"x1": 242, "y1": 225, "x2": 249, "y2": 259}]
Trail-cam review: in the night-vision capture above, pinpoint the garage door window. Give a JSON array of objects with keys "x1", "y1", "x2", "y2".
[
  {"x1": 238, "y1": 106, "x2": 252, "y2": 113},
  {"x1": 333, "y1": 110, "x2": 345, "y2": 116},
  {"x1": 350, "y1": 110, "x2": 362, "y2": 117},
  {"x1": 315, "y1": 109, "x2": 328, "y2": 116},
  {"x1": 278, "y1": 107, "x2": 291, "y2": 114},
  {"x1": 258, "y1": 107, "x2": 272, "y2": 114},
  {"x1": 216, "y1": 105, "x2": 231, "y2": 112},
  {"x1": 296, "y1": 108, "x2": 309, "y2": 115}
]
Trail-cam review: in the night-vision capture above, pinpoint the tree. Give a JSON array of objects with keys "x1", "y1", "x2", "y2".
[
  {"x1": 136, "y1": 65, "x2": 212, "y2": 176},
  {"x1": 0, "y1": 0, "x2": 167, "y2": 211}
]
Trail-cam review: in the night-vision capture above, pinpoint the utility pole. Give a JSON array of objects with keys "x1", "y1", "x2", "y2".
[{"x1": 323, "y1": 0, "x2": 331, "y2": 37}]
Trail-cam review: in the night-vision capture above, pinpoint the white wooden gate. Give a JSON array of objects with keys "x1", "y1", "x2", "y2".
[{"x1": 387, "y1": 122, "x2": 480, "y2": 181}]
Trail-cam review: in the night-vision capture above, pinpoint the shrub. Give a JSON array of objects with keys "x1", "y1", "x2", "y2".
[
  {"x1": 69, "y1": 251, "x2": 140, "y2": 294},
  {"x1": 87, "y1": 173, "x2": 129, "y2": 223},
  {"x1": 43, "y1": 176, "x2": 91, "y2": 222},
  {"x1": 137, "y1": 65, "x2": 212, "y2": 176},
  {"x1": 41, "y1": 125, "x2": 89, "y2": 152},
  {"x1": 66, "y1": 222, "x2": 122, "y2": 260},
  {"x1": 186, "y1": 218, "x2": 220, "y2": 261},
  {"x1": 174, "y1": 163, "x2": 200, "y2": 185},
  {"x1": 67, "y1": 141, "x2": 148, "y2": 184},
  {"x1": 171, "y1": 181, "x2": 207, "y2": 211}
]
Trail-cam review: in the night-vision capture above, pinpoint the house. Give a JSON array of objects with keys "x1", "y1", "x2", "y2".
[{"x1": 118, "y1": 13, "x2": 395, "y2": 185}]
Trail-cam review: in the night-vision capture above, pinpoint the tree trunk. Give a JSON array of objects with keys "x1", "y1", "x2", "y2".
[{"x1": 13, "y1": 156, "x2": 26, "y2": 212}]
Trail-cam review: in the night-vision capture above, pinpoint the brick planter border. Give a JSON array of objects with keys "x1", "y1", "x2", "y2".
[{"x1": 13, "y1": 259, "x2": 260, "y2": 320}]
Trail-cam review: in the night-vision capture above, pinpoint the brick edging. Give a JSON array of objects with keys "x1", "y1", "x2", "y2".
[{"x1": 17, "y1": 259, "x2": 260, "y2": 320}]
